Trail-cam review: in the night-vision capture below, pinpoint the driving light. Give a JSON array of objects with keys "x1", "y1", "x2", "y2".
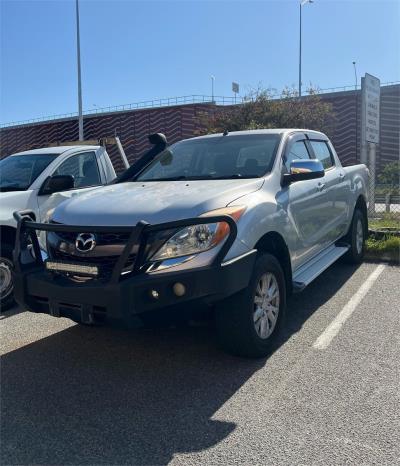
[
  {"x1": 150, "y1": 206, "x2": 245, "y2": 262},
  {"x1": 45, "y1": 261, "x2": 99, "y2": 276}
]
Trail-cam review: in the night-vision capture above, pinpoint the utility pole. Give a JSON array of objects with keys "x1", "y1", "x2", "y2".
[
  {"x1": 76, "y1": 0, "x2": 83, "y2": 141},
  {"x1": 211, "y1": 75, "x2": 215, "y2": 103}
]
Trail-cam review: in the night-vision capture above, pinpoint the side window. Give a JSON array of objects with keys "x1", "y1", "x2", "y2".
[
  {"x1": 284, "y1": 140, "x2": 311, "y2": 170},
  {"x1": 54, "y1": 152, "x2": 101, "y2": 188},
  {"x1": 310, "y1": 141, "x2": 334, "y2": 169}
]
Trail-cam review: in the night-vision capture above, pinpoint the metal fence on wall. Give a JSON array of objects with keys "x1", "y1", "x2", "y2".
[
  {"x1": 2, "y1": 82, "x2": 398, "y2": 129},
  {"x1": 367, "y1": 163, "x2": 400, "y2": 220}
]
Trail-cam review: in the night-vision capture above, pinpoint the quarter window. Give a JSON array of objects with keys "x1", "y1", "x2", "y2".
[
  {"x1": 310, "y1": 141, "x2": 334, "y2": 169},
  {"x1": 54, "y1": 152, "x2": 101, "y2": 188}
]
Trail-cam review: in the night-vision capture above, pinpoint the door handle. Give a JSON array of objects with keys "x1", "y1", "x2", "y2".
[{"x1": 317, "y1": 182, "x2": 326, "y2": 192}]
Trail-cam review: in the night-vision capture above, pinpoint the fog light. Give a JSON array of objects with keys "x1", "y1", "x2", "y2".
[
  {"x1": 149, "y1": 289, "x2": 159, "y2": 300},
  {"x1": 173, "y1": 282, "x2": 186, "y2": 297}
]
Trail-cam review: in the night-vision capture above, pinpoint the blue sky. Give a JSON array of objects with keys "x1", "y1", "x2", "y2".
[{"x1": 1, "y1": 0, "x2": 399, "y2": 124}]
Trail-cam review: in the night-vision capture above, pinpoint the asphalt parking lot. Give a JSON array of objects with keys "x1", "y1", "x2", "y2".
[{"x1": 1, "y1": 262, "x2": 399, "y2": 465}]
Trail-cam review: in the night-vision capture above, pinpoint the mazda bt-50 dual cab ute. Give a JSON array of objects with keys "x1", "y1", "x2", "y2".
[{"x1": 13, "y1": 129, "x2": 369, "y2": 357}]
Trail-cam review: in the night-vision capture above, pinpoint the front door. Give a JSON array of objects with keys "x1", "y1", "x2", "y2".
[
  {"x1": 278, "y1": 136, "x2": 330, "y2": 270},
  {"x1": 37, "y1": 151, "x2": 103, "y2": 221}
]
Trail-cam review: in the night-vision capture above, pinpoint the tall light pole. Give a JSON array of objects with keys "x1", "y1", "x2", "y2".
[
  {"x1": 76, "y1": 0, "x2": 83, "y2": 140},
  {"x1": 299, "y1": 0, "x2": 313, "y2": 98},
  {"x1": 211, "y1": 75, "x2": 215, "y2": 103},
  {"x1": 352, "y1": 61, "x2": 358, "y2": 90},
  {"x1": 353, "y1": 61, "x2": 358, "y2": 161}
]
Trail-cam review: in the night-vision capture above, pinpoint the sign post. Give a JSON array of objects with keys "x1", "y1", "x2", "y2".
[
  {"x1": 232, "y1": 82, "x2": 239, "y2": 104},
  {"x1": 361, "y1": 73, "x2": 380, "y2": 214}
]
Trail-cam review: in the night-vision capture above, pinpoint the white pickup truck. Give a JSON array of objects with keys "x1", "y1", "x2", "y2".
[
  {"x1": 13, "y1": 129, "x2": 369, "y2": 357},
  {"x1": 0, "y1": 145, "x2": 116, "y2": 309}
]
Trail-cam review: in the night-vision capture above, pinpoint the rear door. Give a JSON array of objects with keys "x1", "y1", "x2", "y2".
[
  {"x1": 308, "y1": 138, "x2": 349, "y2": 241},
  {"x1": 37, "y1": 150, "x2": 103, "y2": 221}
]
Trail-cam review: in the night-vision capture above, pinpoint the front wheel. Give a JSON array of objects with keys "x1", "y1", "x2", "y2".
[
  {"x1": 215, "y1": 253, "x2": 286, "y2": 358},
  {"x1": 0, "y1": 244, "x2": 16, "y2": 312}
]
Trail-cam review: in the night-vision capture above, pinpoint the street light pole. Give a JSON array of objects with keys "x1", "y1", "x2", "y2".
[
  {"x1": 76, "y1": 0, "x2": 83, "y2": 141},
  {"x1": 211, "y1": 75, "x2": 215, "y2": 103},
  {"x1": 352, "y1": 61, "x2": 358, "y2": 90},
  {"x1": 353, "y1": 61, "x2": 358, "y2": 161},
  {"x1": 299, "y1": 0, "x2": 313, "y2": 98}
]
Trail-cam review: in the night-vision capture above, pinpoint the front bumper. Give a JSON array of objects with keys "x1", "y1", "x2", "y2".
[{"x1": 12, "y1": 211, "x2": 256, "y2": 325}]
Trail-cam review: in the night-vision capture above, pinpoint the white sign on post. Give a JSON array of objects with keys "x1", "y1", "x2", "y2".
[
  {"x1": 232, "y1": 82, "x2": 239, "y2": 94},
  {"x1": 361, "y1": 73, "x2": 380, "y2": 214},
  {"x1": 364, "y1": 73, "x2": 380, "y2": 143}
]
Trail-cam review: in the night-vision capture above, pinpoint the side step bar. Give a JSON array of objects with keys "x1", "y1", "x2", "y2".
[{"x1": 292, "y1": 244, "x2": 349, "y2": 293}]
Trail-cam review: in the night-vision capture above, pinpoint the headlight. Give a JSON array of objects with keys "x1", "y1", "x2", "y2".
[{"x1": 150, "y1": 206, "x2": 245, "y2": 262}]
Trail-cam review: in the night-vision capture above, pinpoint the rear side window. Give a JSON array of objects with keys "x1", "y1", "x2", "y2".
[
  {"x1": 310, "y1": 141, "x2": 334, "y2": 169},
  {"x1": 284, "y1": 140, "x2": 311, "y2": 170}
]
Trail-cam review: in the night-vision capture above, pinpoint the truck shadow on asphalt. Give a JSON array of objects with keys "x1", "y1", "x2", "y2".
[{"x1": 1, "y1": 263, "x2": 359, "y2": 465}]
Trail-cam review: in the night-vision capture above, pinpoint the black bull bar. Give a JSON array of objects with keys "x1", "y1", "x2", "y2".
[{"x1": 13, "y1": 210, "x2": 238, "y2": 283}]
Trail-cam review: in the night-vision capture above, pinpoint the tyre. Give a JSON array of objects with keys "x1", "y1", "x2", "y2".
[
  {"x1": 0, "y1": 243, "x2": 16, "y2": 312},
  {"x1": 343, "y1": 209, "x2": 367, "y2": 264},
  {"x1": 215, "y1": 253, "x2": 286, "y2": 358}
]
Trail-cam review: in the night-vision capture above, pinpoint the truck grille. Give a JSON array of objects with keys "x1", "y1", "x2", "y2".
[
  {"x1": 46, "y1": 222, "x2": 140, "y2": 281},
  {"x1": 55, "y1": 231, "x2": 131, "y2": 245}
]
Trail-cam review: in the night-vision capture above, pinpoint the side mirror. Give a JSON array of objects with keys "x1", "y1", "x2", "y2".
[
  {"x1": 39, "y1": 175, "x2": 74, "y2": 195},
  {"x1": 282, "y1": 160, "x2": 324, "y2": 186}
]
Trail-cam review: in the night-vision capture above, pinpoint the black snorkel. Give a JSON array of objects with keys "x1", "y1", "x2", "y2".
[{"x1": 114, "y1": 133, "x2": 168, "y2": 184}]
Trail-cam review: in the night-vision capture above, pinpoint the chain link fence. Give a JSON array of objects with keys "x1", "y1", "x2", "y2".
[{"x1": 367, "y1": 160, "x2": 400, "y2": 228}]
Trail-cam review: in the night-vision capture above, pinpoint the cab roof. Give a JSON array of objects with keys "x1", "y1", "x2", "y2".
[{"x1": 9, "y1": 145, "x2": 100, "y2": 156}]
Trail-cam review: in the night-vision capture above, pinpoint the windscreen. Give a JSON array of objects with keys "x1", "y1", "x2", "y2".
[
  {"x1": 0, "y1": 153, "x2": 59, "y2": 191},
  {"x1": 136, "y1": 134, "x2": 280, "y2": 181}
]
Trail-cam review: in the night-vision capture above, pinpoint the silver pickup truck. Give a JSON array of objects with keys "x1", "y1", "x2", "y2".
[{"x1": 13, "y1": 129, "x2": 369, "y2": 357}]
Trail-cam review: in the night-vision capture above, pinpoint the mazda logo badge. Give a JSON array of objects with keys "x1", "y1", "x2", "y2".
[{"x1": 75, "y1": 233, "x2": 96, "y2": 252}]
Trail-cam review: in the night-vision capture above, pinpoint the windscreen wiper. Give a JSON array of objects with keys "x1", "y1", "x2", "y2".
[
  {"x1": 137, "y1": 175, "x2": 215, "y2": 182},
  {"x1": 212, "y1": 174, "x2": 260, "y2": 179},
  {"x1": 138, "y1": 176, "x2": 188, "y2": 182}
]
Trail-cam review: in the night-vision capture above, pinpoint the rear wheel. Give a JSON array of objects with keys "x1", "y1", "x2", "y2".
[
  {"x1": 215, "y1": 253, "x2": 286, "y2": 358},
  {"x1": 343, "y1": 209, "x2": 367, "y2": 264},
  {"x1": 0, "y1": 244, "x2": 15, "y2": 311}
]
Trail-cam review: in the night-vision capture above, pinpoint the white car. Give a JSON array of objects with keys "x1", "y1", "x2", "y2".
[{"x1": 0, "y1": 145, "x2": 116, "y2": 310}]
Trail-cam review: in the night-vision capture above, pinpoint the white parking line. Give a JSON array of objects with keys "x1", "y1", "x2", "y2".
[{"x1": 313, "y1": 264, "x2": 386, "y2": 350}]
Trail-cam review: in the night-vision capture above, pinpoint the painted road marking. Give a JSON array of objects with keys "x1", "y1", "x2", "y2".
[{"x1": 313, "y1": 264, "x2": 386, "y2": 350}]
